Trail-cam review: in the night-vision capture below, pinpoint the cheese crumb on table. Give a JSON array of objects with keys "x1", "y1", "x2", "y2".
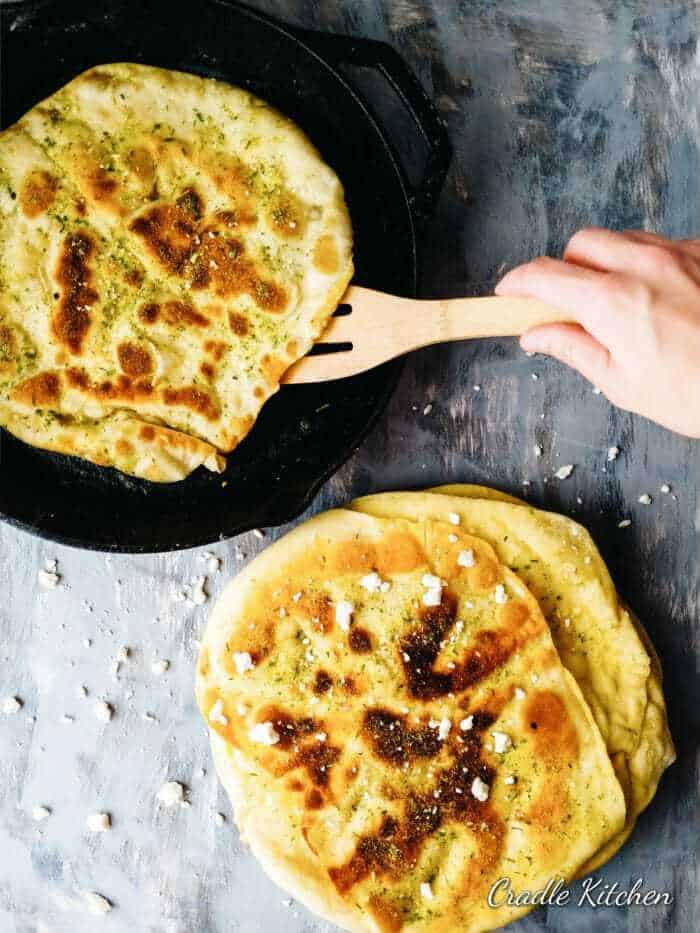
[
  {"x1": 638, "y1": 493, "x2": 652, "y2": 505},
  {"x1": 554, "y1": 464, "x2": 574, "y2": 480},
  {"x1": 86, "y1": 812, "x2": 111, "y2": 832},
  {"x1": 82, "y1": 891, "x2": 113, "y2": 915},
  {"x1": 38, "y1": 558, "x2": 61, "y2": 589},
  {"x1": 156, "y1": 782, "x2": 185, "y2": 807},
  {"x1": 94, "y1": 701, "x2": 113, "y2": 723},
  {"x1": 2, "y1": 696, "x2": 22, "y2": 715},
  {"x1": 151, "y1": 659, "x2": 170, "y2": 676},
  {"x1": 607, "y1": 446, "x2": 620, "y2": 461},
  {"x1": 32, "y1": 806, "x2": 51, "y2": 821},
  {"x1": 618, "y1": 519, "x2": 632, "y2": 528}
]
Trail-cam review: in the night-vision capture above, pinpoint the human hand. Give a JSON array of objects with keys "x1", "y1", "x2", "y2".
[{"x1": 496, "y1": 227, "x2": 700, "y2": 438}]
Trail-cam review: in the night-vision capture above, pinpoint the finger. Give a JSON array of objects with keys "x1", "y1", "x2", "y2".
[
  {"x1": 564, "y1": 226, "x2": 700, "y2": 279},
  {"x1": 496, "y1": 257, "x2": 619, "y2": 342},
  {"x1": 520, "y1": 322, "x2": 614, "y2": 390},
  {"x1": 624, "y1": 229, "x2": 700, "y2": 261}
]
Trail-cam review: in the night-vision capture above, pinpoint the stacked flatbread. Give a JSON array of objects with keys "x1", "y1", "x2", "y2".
[
  {"x1": 196, "y1": 486, "x2": 674, "y2": 932},
  {"x1": 0, "y1": 64, "x2": 352, "y2": 480}
]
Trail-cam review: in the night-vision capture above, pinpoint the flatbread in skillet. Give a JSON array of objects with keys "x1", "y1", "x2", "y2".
[
  {"x1": 0, "y1": 63, "x2": 353, "y2": 481},
  {"x1": 196, "y1": 508, "x2": 626, "y2": 932}
]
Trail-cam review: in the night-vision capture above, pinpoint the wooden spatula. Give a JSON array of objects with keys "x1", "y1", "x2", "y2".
[{"x1": 284, "y1": 285, "x2": 568, "y2": 383}]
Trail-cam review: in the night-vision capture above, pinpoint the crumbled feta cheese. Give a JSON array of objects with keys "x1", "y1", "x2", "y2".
[
  {"x1": 77, "y1": 686, "x2": 88, "y2": 698},
  {"x1": 156, "y1": 782, "x2": 184, "y2": 807},
  {"x1": 233, "y1": 651, "x2": 254, "y2": 675},
  {"x1": 335, "y1": 600, "x2": 354, "y2": 631},
  {"x1": 292, "y1": 591, "x2": 303, "y2": 602},
  {"x1": 423, "y1": 403, "x2": 433, "y2": 416},
  {"x1": 38, "y1": 558, "x2": 61, "y2": 589},
  {"x1": 448, "y1": 533, "x2": 458, "y2": 543},
  {"x1": 437, "y1": 718, "x2": 451, "y2": 741},
  {"x1": 209, "y1": 700, "x2": 228, "y2": 726},
  {"x1": 534, "y1": 444, "x2": 543, "y2": 458},
  {"x1": 2, "y1": 696, "x2": 22, "y2": 715},
  {"x1": 191, "y1": 576, "x2": 208, "y2": 605},
  {"x1": 86, "y1": 812, "x2": 110, "y2": 832},
  {"x1": 116, "y1": 646, "x2": 129, "y2": 663},
  {"x1": 618, "y1": 519, "x2": 632, "y2": 528},
  {"x1": 660, "y1": 483, "x2": 671, "y2": 494},
  {"x1": 315, "y1": 732, "x2": 327, "y2": 743},
  {"x1": 236, "y1": 703, "x2": 248, "y2": 716},
  {"x1": 491, "y1": 731, "x2": 512, "y2": 754},
  {"x1": 422, "y1": 588, "x2": 442, "y2": 607},
  {"x1": 151, "y1": 659, "x2": 170, "y2": 676},
  {"x1": 554, "y1": 464, "x2": 574, "y2": 480},
  {"x1": 471, "y1": 776, "x2": 490, "y2": 802},
  {"x1": 421, "y1": 574, "x2": 442, "y2": 589},
  {"x1": 638, "y1": 493, "x2": 652, "y2": 505},
  {"x1": 530, "y1": 673, "x2": 539, "y2": 684},
  {"x1": 214, "y1": 812, "x2": 226, "y2": 826},
  {"x1": 32, "y1": 805, "x2": 51, "y2": 821},
  {"x1": 514, "y1": 687, "x2": 526, "y2": 700},
  {"x1": 607, "y1": 446, "x2": 619, "y2": 462},
  {"x1": 459, "y1": 716, "x2": 474, "y2": 732},
  {"x1": 447, "y1": 512, "x2": 461, "y2": 525},
  {"x1": 360, "y1": 572, "x2": 383, "y2": 593},
  {"x1": 249, "y1": 721, "x2": 280, "y2": 746},
  {"x1": 420, "y1": 881, "x2": 434, "y2": 900},
  {"x1": 457, "y1": 549, "x2": 475, "y2": 568},
  {"x1": 82, "y1": 891, "x2": 113, "y2": 915},
  {"x1": 494, "y1": 584, "x2": 508, "y2": 604},
  {"x1": 504, "y1": 775, "x2": 516, "y2": 785},
  {"x1": 94, "y1": 701, "x2": 113, "y2": 723},
  {"x1": 202, "y1": 552, "x2": 221, "y2": 574}
]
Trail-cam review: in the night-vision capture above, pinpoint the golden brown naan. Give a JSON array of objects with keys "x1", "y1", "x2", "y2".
[
  {"x1": 352, "y1": 485, "x2": 675, "y2": 875},
  {"x1": 197, "y1": 508, "x2": 626, "y2": 932},
  {"x1": 0, "y1": 64, "x2": 352, "y2": 480}
]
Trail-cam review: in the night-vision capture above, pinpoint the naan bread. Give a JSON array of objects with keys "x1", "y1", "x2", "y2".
[
  {"x1": 197, "y1": 508, "x2": 626, "y2": 932},
  {"x1": 0, "y1": 64, "x2": 352, "y2": 480},
  {"x1": 352, "y1": 485, "x2": 675, "y2": 874}
]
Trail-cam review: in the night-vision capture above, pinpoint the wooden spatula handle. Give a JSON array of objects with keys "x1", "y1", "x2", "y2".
[
  {"x1": 439, "y1": 295, "x2": 570, "y2": 339},
  {"x1": 284, "y1": 287, "x2": 571, "y2": 383}
]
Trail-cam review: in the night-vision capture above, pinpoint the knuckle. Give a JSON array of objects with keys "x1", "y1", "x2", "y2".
[
  {"x1": 604, "y1": 272, "x2": 652, "y2": 308},
  {"x1": 528, "y1": 255, "x2": 557, "y2": 274},
  {"x1": 640, "y1": 243, "x2": 682, "y2": 274}
]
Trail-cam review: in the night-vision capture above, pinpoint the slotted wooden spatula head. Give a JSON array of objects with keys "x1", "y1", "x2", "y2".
[{"x1": 283, "y1": 286, "x2": 568, "y2": 383}]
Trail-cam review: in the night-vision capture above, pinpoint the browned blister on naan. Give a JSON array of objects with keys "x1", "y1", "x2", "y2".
[{"x1": 0, "y1": 64, "x2": 353, "y2": 480}]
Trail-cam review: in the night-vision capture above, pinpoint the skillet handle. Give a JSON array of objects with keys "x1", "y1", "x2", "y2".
[{"x1": 292, "y1": 30, "x2": 452, "y2": 230}]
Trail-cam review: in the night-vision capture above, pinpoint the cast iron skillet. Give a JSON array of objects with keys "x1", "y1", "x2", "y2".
[{"x1": 0, "y1": 0, "x2": 450, "y2": 552}]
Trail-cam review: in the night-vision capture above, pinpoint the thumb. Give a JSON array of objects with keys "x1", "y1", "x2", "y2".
[{"x1": 521, "y1": 323, "x2": 614, "y2": 390}]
